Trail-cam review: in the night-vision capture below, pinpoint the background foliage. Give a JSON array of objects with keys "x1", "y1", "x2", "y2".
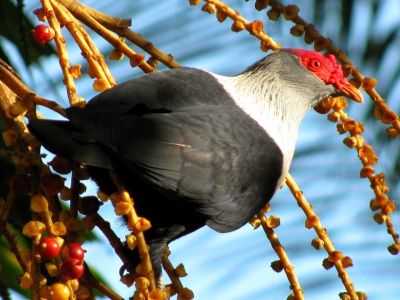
[{"x1": 1, "y1": 0, "x2": 399, "y2": 299}]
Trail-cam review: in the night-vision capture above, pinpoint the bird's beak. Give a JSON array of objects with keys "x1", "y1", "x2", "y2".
[{"x1": 339, "y1": 81, "x2": 363, "y2": 103}]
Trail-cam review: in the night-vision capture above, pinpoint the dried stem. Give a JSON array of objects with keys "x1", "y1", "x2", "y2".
[
  {"x1": 56, "y1": 0, "x2": 155, "y2": 73},
  {"x1": 58, "y1": 0, "x2": 131, "y2": 29},
  {"x1": 0, "y1": 63, "x2": 66, "y2": 117},
  {"x1": 337, "y1": 109, "x2": 400, "y2": 247},
  {"x1": 57, "y1": 0, "x2": 181, "y2": 69},
  {"x1": 109, "y1": 28, "x2": 181, "y2": 69},
  {"x1": 0, "y1": 190, "x2": 16, "y2": 227},
  {"x1": 257, "y1": 212, "x2": 304, "y2": 300},
  {"x1": 51, "y1": 0, "x2": 116, "y2": 88},
  {"x1": 203, "y1": 0, "x2": 280, "y2": 51},
  {"x1": 161, "y1": 247, "x2": 193, "y2": 299},
  {"x1": 257, "y1": 212, "x2": 304, "y2": 299},
  {"x1": 90, "y1": 212, "x2": 130, "y2": 268},
  {"x1": 41, "y1": 0, "x2": 79, "y2": 105},
  {"x1": 285, "y1": 174, "x2": 358, "y2": 300},
  {"x1": 109, "y1": 172, "x2": 156, "y2": 291},
  {"x1": 83, "y1": 265, "x2": 124, "y2": 300}
]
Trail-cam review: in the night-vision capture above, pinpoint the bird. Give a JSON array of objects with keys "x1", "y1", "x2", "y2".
[{"x1": 28, "y1": 49, "x2": 363, "y2": 278}]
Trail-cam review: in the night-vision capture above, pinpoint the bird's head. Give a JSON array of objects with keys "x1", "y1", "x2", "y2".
[{"x1": 283, "y1": 48, "x2": 363, "y2": 103}]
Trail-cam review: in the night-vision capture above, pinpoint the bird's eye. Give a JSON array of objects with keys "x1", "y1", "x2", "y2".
[{"x1": 309, "y1": 59, "x2": 321, "y2": 70}]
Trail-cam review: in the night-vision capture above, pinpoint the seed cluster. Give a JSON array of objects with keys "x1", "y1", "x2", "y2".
[{"x1": 0, "y1": 0, "x2": 398, "y2": 299}]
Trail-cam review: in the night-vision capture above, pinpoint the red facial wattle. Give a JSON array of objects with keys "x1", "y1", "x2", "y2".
[{"x1": 284, "y1": 49, "x2": 363, "y2": 103}]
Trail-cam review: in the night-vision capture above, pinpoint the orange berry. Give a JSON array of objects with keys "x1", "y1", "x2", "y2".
[
  {"x1": 109, "y1": 49, "x2": 124, "y2": 61},
  {"x1": 30, "y1": 194, "x2": 49, "y2": 213},
  {"x1": 126, "y1": 234, "x2": 137, "y2": 250},
  {"x1": 341, "y1": 256, "x2": 353, "y2": 268},
  {"x1": 189, "y1": 0, "x2": 201, "y2": 6},
  {"x1": 133, "y1": 217, "x2": 152, "y2": 232},
  {"x1": 174, "y1": 263, "x2": 188, "y2": 277},
  {"x1": 115, "y1": 201, "x2": 131, "y2": 216},
  {"x1": 51, "y1": 221, "x2": 67, "y2": 236},
  {"x1": 311, "y1": 238, "x2": 324, "y2": 250},
  {"x1": 201, "y1": 3, "x2": 216, "y2": 14},
  {"x1": 360, "y1": 166, "x2": 375, "y2": 178},
  {"x1": 148, "y1": 289, "x2": 168, "y2": 300},
  {"x1": 69, "y1": 64, "x2": 82, "y2": 78},
  {"x1": 249, "y1": 217, "x2": 261, "y2": 229},
  {"x1": 130, "y1": 54, "x2": 145, "y2": 67},
  {"x1": 135, "y1": 277, "x2": 150, "y2": 292},
  {"x1": 249, "y1": 20, "x2": 264, "y2": 35},
  {"x1": 328, "y1": 251, "x2": 343, "y2": 262},
  {"x1": 266, "y1": 215, "x2": 280, "y2": 228},
  {"x1": 93, "y1": 78, "x2": 109, "y2": 92},
  {"x1": 215, "y1": 9, "x2": 227, "y2": 22},
  {"x1": 22, "y1": 221, "x2": 46, "y2": 238},
  {"x1": 49, "y1": 283, "x2": 70, "y2": 300},
  {"x1": 231, "y1": 21, "x2": 245, "y2": 32},
  {"x1": 386, "y1": 127, "x2": 399, "y2": 139},
  {"x1": 361, "y1": 77, "x2": 377, "y2": 90},
  {"x1": 19, "y1": 272, "x2": 33, "y2": 289}
]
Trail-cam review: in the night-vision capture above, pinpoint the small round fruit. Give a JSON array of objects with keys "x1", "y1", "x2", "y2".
[
  {"x1": 48, "y1": 156, "x2": 73, "y2": 174},
  {"x1": 78, "y1": 196, "x2": 102, "y2": 215},
  {"x1": 33, "y1": 24, "x2": 54, "y2": 45},
  {"x1": 39, "y1": 237, "x2": 60, "y2": 260},
  {"x1": 62, "y1": 243, "x2": 86, "y2": 261},
  {"x1": 48, "y1": 282, "x2": 70, "y2": 300},
  {"x1": 60, "y1": 258, "x2": 85, "y2": 280}
]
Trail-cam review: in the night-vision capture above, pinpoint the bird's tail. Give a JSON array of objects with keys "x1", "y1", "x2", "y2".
[{"x1": 28, "y1": 119, "x2": 113, "y2": 169}]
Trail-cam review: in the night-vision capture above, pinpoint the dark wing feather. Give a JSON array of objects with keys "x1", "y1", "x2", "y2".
[{"x1": 37, "y1": 68, "x2": 283, "y2": 232}]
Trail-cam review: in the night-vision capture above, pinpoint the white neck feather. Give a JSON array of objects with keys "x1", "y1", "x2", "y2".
[{"x1": 211, "y1": 72, "x2": 312, "y2": 187}]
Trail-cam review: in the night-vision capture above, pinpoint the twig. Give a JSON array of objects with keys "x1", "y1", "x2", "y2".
[
  {"x1": 161, "y1": 247, "x2": 193, "y2": 300},
  {"x1": 56, "y1": 0, "x2": 155, "y2": 73},
  {"x1": 58, "y1": 0, "x2": 131, "y2": 29},
  {"x1": 199, "y1": 0, "x2": 281, "y2": 51},
  {"x1": 90, "y1": 213, "x2": 130, "y2": 268},
  {"x1": 285, "y1": 174, "x2": 358, "y2": 300},
  {"x1": 83, "y1": 265, "x2": 124, "y2": 300},
  {"x1": 41, "y1": 0, "x2": 79, "y2": 105},
  {"x1": 256, "y1": 212, "x2": 304, "y2": 299},
  {"x1": 337, "y1": 109, "x2": 400, "y2": 247},
  {"x1": 0, "y1": 63, "x2": 66, "y2": 117},
  {"x1": 109, "y1": 172, "x2": 156, "y2": 291},
  {"x1": 51, "y1": 0, "x2": 116, "y2": 89}
]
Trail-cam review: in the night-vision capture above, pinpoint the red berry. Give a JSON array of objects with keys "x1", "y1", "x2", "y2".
[
  {"x1": 39, "y1": 237, "x2": 60, "y2": 260},
  {"x1": 62, "y1": 243, "x2": 86, "y2": 261},
  {"x1": 33, "y1": 24, "x2": 54, "y2": 45},
  {"x1": 60, "y1": 258, "x2": 85, "y2": 280}
]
